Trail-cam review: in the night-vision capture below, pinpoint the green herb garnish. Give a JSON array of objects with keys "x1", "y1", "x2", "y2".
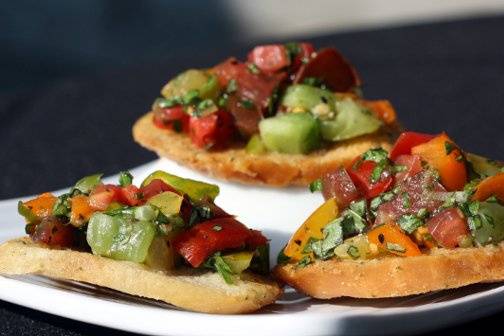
[
  {"x1": 247, "y1": 63, "x2": 260, "y2": 74},
  {"x1": 309, "y1": 179, "x2": 323, "y2": 193},
  {"x1": 119, "y1": 171, "x2": 133, "y2": 187},
  {"x1": 398, "y1": 214, "x2": 423, "y2": 234}
]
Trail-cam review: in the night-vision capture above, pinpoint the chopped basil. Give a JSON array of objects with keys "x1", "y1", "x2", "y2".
[
  {"x1": 362, "y1": 148, "x2": 389, "y2": 163},
  {"x1": 297, "y1": 255, "x2": 312, "y2": 268},
  {"x1": 370, "y1": 162, "x2": 385, "y2": 183},
  {"x1": 182, "y1": 89, "x2": 200, "y2": 105},
  {"x1": 303, "y1": 77, "x2": 324, "y2": 88},
  {"x1": 74, "y1": 174, "x2": 103, "y2": 194},
  {"x1": 401, "y1": 192, "x2": 411, "y2": 209},
  {"x1": 347, "y1": 245, "x2": 360, "y2": 259},
  {"x1": 226, "y1": 79, "x2": 237, "y2": 93},
  {"x1": 456, "y1": 155, "x2": 464, "y2": 162},
  {"x1": 277, "y1": 248, "x2": 291, "y2": 264},
  {"x1": 52, "y1": 193, "x2": 73, "y2": 217},
  {"x1": 247, "y1": 63, "x2": 260, "y2": 74},
  {"x1": 417, "y1": 208, "x2": 429, "y2": 219},
  {"x1": 386, "y1": 242, "x2": 406, "y2": 253},
  {"x1": 302, "y1": 237, "x2": 318, "y2": 254},
  {"x1": 156, "y1": 97, "x2": 179, "y2": 108},
  {"x1": 393, "y1": 165, "x2": 407, "y2": 173},
  {"x1": 444, "y1": 141, "x2": 455, "y2": 155},
  {"x1": 284, "y1": 42, "x2": 301, "y2": 60},
  {"x1": 309, "y1": 179, "x2": 323, "y2": 193},
  {"x1": 212, "y1": 254, "x2": 235, "y2": 284},
  {"x1": 311, "y1": 219, "x2": 343, "y2": 260},
  {"x1": 218, "y1": 93, "x2": 229, "y2": 107},
  {"x1": 398, "y1": 214, "x2": 423, "y2": 234},
  {"x1": 349, "y1": 199, "x2": 366, "y2": 217},
  {"x1": 118, "y1": 171, "x2": 133, "y2": 187},
  {"x1": 240, "y1": 99, "x2": 255, "y2": 110}
]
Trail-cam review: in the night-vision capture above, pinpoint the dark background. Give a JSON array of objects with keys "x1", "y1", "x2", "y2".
[{"x1": 1, "y1": 1, "x2": 504, "y2": 334}]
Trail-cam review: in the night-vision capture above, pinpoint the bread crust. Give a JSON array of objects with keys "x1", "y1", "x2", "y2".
[
  {"x1": 133, "y1": 112, "x2": 398, "y2": 186},
  {"x1": 273, "y1": 244, "x2": 504, "y2": 299},
  {"x1": 0, "y1": 238, "x2": 281, "y2": 314}
]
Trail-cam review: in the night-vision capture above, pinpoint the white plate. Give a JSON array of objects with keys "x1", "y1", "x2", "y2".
[{"x1": 1, "y1": 158, "x2": 504, "y2": 335}]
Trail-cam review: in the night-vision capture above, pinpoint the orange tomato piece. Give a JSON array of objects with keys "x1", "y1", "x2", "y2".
[
  {"x1": 284, "y1": 198, "x2": 339, "y2": 261},
  {"x1": 362, "y1": 100, "x2": 397, "y2": 125},
  {"x1": 70, "y1": 195, "x2": 95, "y2": 227},
  {"x1": 411, "y1": 133, "x2": 467, "y2": 191},
  {"x1": 23, "y1": 192, "x2": 57, "y2": 219},
  {"x1": 472, "y1": 172, "x2": 504, "y2": 202},
  {"x1": 368, "y1": 223, "x2": 422, "y2": 257}
]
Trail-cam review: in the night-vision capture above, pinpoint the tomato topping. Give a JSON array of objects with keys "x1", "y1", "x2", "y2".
[
  {"x1": 189, "y1": 110, "x2": 235, "y2": 149},
  {"x1": 23, "y1": 192, "x2": 57, "y2": 219},
  {"x1": 362, "y1": 100, "x2": 397, "y2": 125},
  {"x1": 247, "y1": 45, "x2": 290, "y2": 73},
  {"x1": 88, "y1": 184, "x2": 121, "y2": 211},
  {"x1": 293, "y1": 48, "x2": 361, "y2": 92},
  {"x1": 375, "y1": 170, "x2": 446, "y2": 225},
  {"x1": 152, "y1": 105, "x2": 189, "y2": 133},
  {"x1": 140, "y1": 179, "x2": 179, "y2": 200},
  {"x1": 348, "y1": 161, "x2": 393, "y2": 199},
  {"x1": 32, "y1": 216, "x2": 75, "y2": 247},
  {"x1": 472, "y1": 173, "x2": 504, "y2": 202},
  {"x1": 389, "y1": 132, "x2": 435, "y2": 160},
  {"x1": 427, "y1": 208, "x2": 469, "y2": 248},
  {"x1": 321, "y1": 167, "x2": 360, "y2": 208},
  {"x1": 119, "y1": 184, "x2": 142, "y2": 206},
  {"x1": 291, "y1": 42, "x2": 315, "y2": 72},
  {"x1": 411, "y1": 133, "x2": 467, "y2": 191},
  {"x1": 173, "y1": 217, "x2": 254, "y2": 267},
  {"x1": 246, "y1": 229, "x2": 268, "y2": 249},
  {"x1": 211, "y1": 58, "x2": 286, "y2": 136},
  {"x1": 394, "y1": 155, "x2": 423, "y2": 183},
  {"x1": 368, "y1": 223, "x2": 421, "y2": 257},
  {"x1": 69, "y1": 195, "x2": 94, "y2": 227}
]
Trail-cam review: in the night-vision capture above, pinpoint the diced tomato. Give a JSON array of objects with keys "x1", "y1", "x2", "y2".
[
  {"x1": 375, "y1": 170, "x2": 446, "y2": 225},
  {"x1": 472, "y1": 173, "x2": 504, "y2": 202},
  {"x1": 211, "y1": 58, "x2": 286, "y2": 136},
  {"x1": 291, "y1": 42, "x2": 315, "y2": 72},
  {"x1": 293, "y1": 48, "x2": 361, "y2": 92},
  {"x1": 140, "y1": 179, "x2": 179, "y2": 200},
  {"x1": 427, "y1": 208, "x2": 469, "y2": 248},
  {"x1": 394, "y1": 155, "x2": 423, "y2": 183},
  {"x1": 411, "y1": 133, "x2": 467, "y2": 191},
  {"x1": 173, "y1": 217, "x2": 253, "y2": 267},
  {"x1": 23, "y1": 192, "x2": 57, "y2": 220},
  {"x1": 389, "y1": 132, "x2": 435, "y2": 161},
  {"x1": 119, "y1": 185, "x2": 142, "y2": 206},
  {"x1": 32, "y1": 216, "x2": 75, "y2": 247},
  {"x1": 246, "y1": 229, "x2": 268, "y2": 249},
  {"x1": 247, "y1": 45, "x2": 290, "y2": 73},
  {"x1": 348, "y1": 161, "x2": 393, "y2": 199},
  {"x1": 88, "y1": 184, "x2": 121, "y2": 211},
  {"x1": 152, "y1": 105, "x2": 189, "y2": 133},
  {"x1": 321, "y1": 167, "x2": 360, "y2": 208},
  {"x1": 189, "y1": 110, "x2": 235, "y2": 149},
  {"x1": 69, "y1": 195, "x2": 94, "y2": 227}
]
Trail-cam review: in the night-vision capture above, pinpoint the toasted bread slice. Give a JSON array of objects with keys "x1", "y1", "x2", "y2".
[
  {"x1": 0, "y1": 238, "x2": 281, "y2": 314},
  {"x1": 133, "y1": 112, "x2": 398, "y2": 187},
  {"x1": 274, "y1": 244, "x2": 504, "y2": 299}
]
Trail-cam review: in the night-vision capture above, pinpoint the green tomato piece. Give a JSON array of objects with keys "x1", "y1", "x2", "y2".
[
  {"x1": 245, "y1": 134, "x2": 267, "y2": 155},
  {"x1": 110, "y1": 217, "x2": 156, "y2": 263},
  {"x1": 87, "y1": 213, "x2": 119, "y2": 257},
  {"x1": 466, "y1": 153, "x2": 504, "y2": 178},
  {"x1": 471, "y1": 202, "x2": 504, "y2": 245},
  {"x1": 259, "y1": 112, "x2": 321, "y2": 154},
  {"x1": 161, "y1": 69, "x2": 220, "y2": 101},
  {"x1": 17, "y1": 201, "x2": 38, "y2": 223},
  {"x1": 141, "y1": 170, "x2": 219, "y2": 201},
  {"x1": 147, "y1": 191, "x2": 184, "y2": 217},
  {"x1": 320, "y1": 98, "x2": 382, "y2": 141},
  {"x1": 134, "y1": 205, "x2": 158, "y2": 221},
  {"x1": 222, "y1": 251, "x2": 254, "y2": 274},
  {"x1": 144, "y1": 236, "x2": 175, "y2": 271},
  {"x1": 74, "y1": 174, "x2": 103, "y2": 194},
  {"x1": 281, "y1": 84, "x2": 336, "y2": 114}
]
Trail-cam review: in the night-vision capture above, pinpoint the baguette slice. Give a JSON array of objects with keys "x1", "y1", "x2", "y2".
[
  {"x1": 274, "y1": 244, "x2": 504, "y2": 299},
  {"x1": 133, "y1": 112, "x2": 399, "y2": 187},
  {"x1": 0, "y1": 238, "x2": 281, "y2": 314}
]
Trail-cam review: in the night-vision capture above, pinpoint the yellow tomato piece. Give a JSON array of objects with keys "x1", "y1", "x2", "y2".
[
  {"x1": 24, "y1": 192, "x2": 57, "y2": 219},
  {"x1": 368, "y1": 223, "x2": 422, "y2": 257},
  {"x1": 70, "y1": 195, "x2": 95, "y2": 227},
  {"x1": 284, "y1": 198, "x2": 339, "y2": 261}
]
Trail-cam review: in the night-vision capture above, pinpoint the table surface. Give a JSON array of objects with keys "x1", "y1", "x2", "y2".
[{"x1": 2, "y1": 15, "x2": 504, "y2": 335}]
